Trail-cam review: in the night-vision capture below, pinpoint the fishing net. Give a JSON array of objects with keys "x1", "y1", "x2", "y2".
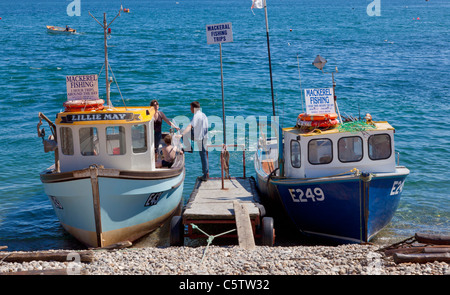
[{"x1": 337, "y1": 120, "x2": 376, "y2": 133}]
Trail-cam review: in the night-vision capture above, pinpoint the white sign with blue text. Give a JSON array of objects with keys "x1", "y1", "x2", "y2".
[
  {"x1": 304, "y1": 88, "x2": 335, "y2": 114},
  {"x1": 66, "y1": 74, "x2": 99, "y2": 101},
  {"x1": 206, "y1": 22, "x2": 233, "y2": 45}
]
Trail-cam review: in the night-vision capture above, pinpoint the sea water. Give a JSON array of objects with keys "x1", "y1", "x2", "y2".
[{"x1": 0, "y1": 0, "x2": 448, "y2": 251}]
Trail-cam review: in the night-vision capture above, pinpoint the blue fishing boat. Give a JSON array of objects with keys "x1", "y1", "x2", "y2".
[
  {"x1": 36, "y1": 12, "x2": 184, "y2": 248},
  {"x1": 254, "y1": 57, "x2": 409, "y2": 244}
]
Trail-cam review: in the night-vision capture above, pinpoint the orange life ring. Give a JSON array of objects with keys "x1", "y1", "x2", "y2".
[
  {"x1": 63, "y1": 99, "x2": 105, "y2": 112},
  {"x1": 297, "y1": 113, "x2": 338, "y2": 121},
  {"x1": 297, "y1": 119, "x2": 339, "y2": 128}
]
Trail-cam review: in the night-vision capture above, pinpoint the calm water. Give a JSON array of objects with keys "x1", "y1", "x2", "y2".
[{"x1": 0, "y1": 0, "x2": 448, "y2": 251}]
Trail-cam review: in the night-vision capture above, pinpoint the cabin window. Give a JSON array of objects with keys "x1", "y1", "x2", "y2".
[
  {"x1": 60, "y1": 127, "x2": 74, "y2": 155},
  {"x1": 308, "y1": 138, "x2": 332, "y2": 164},
  {"x1": 338, "y1": 136, "x2": 363, "y2": 163},
  {"x1": 106, "y1": 126, "x2": 126, "y2": 155},
  {"x1": 79, "y1": 127, "x2": 99, "y2": 156},
  {"x1": 368, "y1": 134, "x2": 391, "y2": 160},
  {"x1": 290, "y1": 140, "x2": 301, "y2": 168},
  {"x1": 132, "y1": 124, "x2": 148, "y2": 153}
]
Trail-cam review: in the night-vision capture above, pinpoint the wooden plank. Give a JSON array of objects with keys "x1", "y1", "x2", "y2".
[
  {"x1": 394, "y1": 252, "x2": 450, "y2": 264},
  {"x1": 415, "y1": 233, "x2": 450, "y2": 245},
  {"x1": 0, "y1": 269, "x2": 82, "y2": 275},
  {"x1": 0, "y1": 251, "x2": 95, "y2": 263},
  {"x1": 233, "y1": 200, "x2": 255, "y2": 250}
]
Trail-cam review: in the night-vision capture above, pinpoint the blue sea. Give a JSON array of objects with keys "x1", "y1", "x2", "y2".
[{"x1": 0, "y1": 0, "x2": 448, "y2": 251}]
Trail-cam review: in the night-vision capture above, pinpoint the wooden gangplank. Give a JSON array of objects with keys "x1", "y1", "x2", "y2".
[{"x1": 180, "y1": 176, "x2": 271, "y2": 247}]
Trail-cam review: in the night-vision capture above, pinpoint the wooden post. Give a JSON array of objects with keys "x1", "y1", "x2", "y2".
[{"x1": 90, "y1": 166, "x2": 103, "y2": 247}]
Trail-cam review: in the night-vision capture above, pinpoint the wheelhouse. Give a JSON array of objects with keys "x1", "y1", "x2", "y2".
[
  {"x1": 54, "y1": 107, "x2": 156, "y2": 172},
  {"x1": 282, "y1": 121, "x2": 397, "y2": 178}
]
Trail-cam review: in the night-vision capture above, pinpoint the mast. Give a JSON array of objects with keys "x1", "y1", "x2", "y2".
[
  {"x1": 263, "y1": 0, "x2": 275, "y2": 117},
  {"x1": 89, "y1": 10, "x2": 121, "y2": 108},
  {"x1": 103, "y1": 13, "x2": 110, "y2": 107}
]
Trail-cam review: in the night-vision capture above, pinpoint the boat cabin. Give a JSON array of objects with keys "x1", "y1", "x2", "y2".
[
  {"x1": 54, "y1": 107, "x2": 157, "y2": 173},
  {"x1": 281, "y1": 121, "x2": 397, "y2": 178}
]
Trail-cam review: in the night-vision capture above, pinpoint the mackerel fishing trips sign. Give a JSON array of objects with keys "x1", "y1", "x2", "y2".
[
  {"x1": 304, "y1": 88, "x2": 335, "y2": 114},
  {"x1": 206, "y1": 22, "x2": 233, "y2": 44},
  {"x1": 66, "y1": 74, "x2": 99, "y2": 100}
]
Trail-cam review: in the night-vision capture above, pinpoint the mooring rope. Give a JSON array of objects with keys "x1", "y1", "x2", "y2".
[{"x1": 191, "y1": 223, "x2": 236, "y2": 264}]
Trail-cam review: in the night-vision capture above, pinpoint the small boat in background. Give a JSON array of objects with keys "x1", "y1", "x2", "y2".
[
  {"x1": 47, "y1": 25, "x2": 76, "y2": 34},
  {"x1": 123, "y1": 8, "x2": 130, "y2": 13}
]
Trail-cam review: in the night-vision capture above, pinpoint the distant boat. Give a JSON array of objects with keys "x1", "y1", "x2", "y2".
[
  {"x1": 47, "y1": 25, "x2": 76, "y2": 34},
  {"x1": 123, "y1": 8, "x2": 130, "y2": 13}
]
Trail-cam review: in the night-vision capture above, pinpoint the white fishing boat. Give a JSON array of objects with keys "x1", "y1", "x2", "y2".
[
  {"x1": 37, "y1": 12, "x2": 184, "y2": 248},
  {"x1": 46, "y1": 25, "x2": 76, "y2": 34}
]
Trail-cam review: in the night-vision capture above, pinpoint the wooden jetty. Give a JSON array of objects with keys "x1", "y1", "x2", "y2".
[{"x1": 169, "y1": 145, "x2": 275, "y2": 248}]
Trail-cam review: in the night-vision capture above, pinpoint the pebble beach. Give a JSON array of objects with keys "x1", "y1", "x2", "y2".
[{"x1": 1, "y1": 244, "x2": 448, "y2": 276}]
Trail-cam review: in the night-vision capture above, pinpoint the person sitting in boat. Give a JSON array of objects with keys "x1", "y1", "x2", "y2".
[
  {"x1": 156, "y1": 135, "x2": 183, "y2": 168},
  {"x1": 65, "y1": 25, "x2": 70, "y2": 31},
  {"x1": 150, "y1": 99, "x2": 180, "y2": 152}
]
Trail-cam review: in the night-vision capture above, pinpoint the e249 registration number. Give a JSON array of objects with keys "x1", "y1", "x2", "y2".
[{"x1": 288, "y1": 187, "x2": 325, "y2": 203}]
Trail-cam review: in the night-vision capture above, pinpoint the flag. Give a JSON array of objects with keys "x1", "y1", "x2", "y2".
[{"x1": 251, "y1": 0, "x2": 264, "y2": 10}]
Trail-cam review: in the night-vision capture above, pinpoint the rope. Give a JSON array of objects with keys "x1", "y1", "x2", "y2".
[{"x1": 191, "y1": 223, "x2": 236, "y2": 264}]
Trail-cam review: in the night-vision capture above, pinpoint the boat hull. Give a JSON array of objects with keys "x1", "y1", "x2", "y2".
[
  {"x1": 41, "y1": 167, "x2": 184, "y2": 248},
  {"x1": 46, "y1": 25, "x2": 76, "y2": 34},
  {"x1": 256, "y1": 168, "x2": 409, "y2": 243}
]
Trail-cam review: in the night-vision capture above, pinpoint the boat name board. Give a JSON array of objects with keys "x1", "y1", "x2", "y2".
[
  {"x1": 304, "y1": 88, "x2": 335, "y2": 114},
  {"x1": 60, "y1": 113, "x2": 134, "y2": 123},
  {"x1": 66, "y1": 74, "x2": 99, "y2": 101}
]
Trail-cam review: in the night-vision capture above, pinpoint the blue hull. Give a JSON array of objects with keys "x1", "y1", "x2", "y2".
[
  {"x1": 258, "y1": 168, "x2": 408, "y2": 243},
  {"x1": 42, "y1": 168, "x2": 184, "y2": 247}
]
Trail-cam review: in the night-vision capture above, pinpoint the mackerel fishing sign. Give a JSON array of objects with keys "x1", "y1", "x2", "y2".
[
  {"x1": 206, "y1": 22, "x2": 233, "y2": 44},
  {"x1": 304, "y1": 88, "x2": 335, "y2": 114},
  {"x1": 66, "y1": 74, "x2": 99, "y2": 100}
]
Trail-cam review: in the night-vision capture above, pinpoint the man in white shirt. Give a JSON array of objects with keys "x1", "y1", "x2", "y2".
[{"x1": 180, "y1": 101, "x2": 209, "y2": 181}]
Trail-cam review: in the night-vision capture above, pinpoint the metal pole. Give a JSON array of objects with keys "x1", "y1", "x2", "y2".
[
  {"x1": 220, "y1": 43, "x2": 226, "y2": 144},
  {"x1": 264, "y1": 0, "x2": 275, "y2": 117},
  {"x1": 103, "y1": 13, "x2": 110, "y2": 108}
]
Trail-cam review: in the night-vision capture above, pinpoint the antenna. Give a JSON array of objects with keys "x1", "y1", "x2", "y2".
[{"x1": 89, "y1": 10, "x2": 121, "y2": 109}]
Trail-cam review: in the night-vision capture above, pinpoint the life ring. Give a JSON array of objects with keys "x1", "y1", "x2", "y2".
[
  {"x1": 297, "y1": 113, "x2": 338, "y2": 121},
  {"x1": 63, "y1": 99, "x2": 104, "y2": 112},
  {"x1": 297, "y1": 119, "x2": 339, "y2": 128}
]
